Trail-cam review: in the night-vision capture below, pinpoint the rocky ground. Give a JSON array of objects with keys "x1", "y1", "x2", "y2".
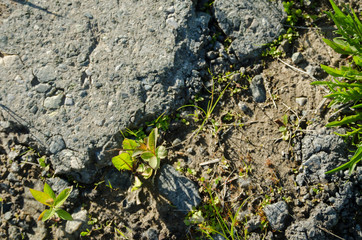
[{"x1": 0, "y1": 0, "x2": 361, "y2": 240}]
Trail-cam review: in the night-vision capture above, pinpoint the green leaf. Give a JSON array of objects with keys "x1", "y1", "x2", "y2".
[
  {"x1": 37, "y1": 210, "x2": 46, "y2": 221},
  {"x1": 156, "y1": 146, "x2": 167, "y2": 159},
  {"x1": 326, "y1": 112, "x2": 362, "y2": 127},
  {"x1": 148, "y1": 156, "x2": 159, "y2": 169},
  {"x1": 147, "y1": 128, "x2": 157, "y2": 152},
  {"x1": 141, "y1": 151, "x2": 155, "y2": 161},
  {"x1": 279, "y1": 126, "x2": 287, "y2": 132},
  {"x1": 323, "y1": 38, "x2": 352, "y2": 55},
  {"x1": 122, "y1": 139, "x2": 138, "y2": 154},
  {"x1": 326, "y1": 145, "x2": 362, "y2": 174},
  {"x1": 131, "y1": 176, "x2": 142, "y2": 191},
  {"x1": 56, "y1": 209, "x2": 73, "y2": 221},
  {"x1": 352, "y1": 103, "x2": 362, "y2": 109},
  {"x1": 29, "y1": 188, "x2": 53, "y2": 206},
  {"x1": 54, "y1": 186, "x2": 73, "y2": 209},
  {"x1": 43, "y1": 182, "x2": 56, "y2": 200},
  {"x1": 42, "y1": 209, "x2": 55, "y2": 222},
  {"x1": 353, "y1": 55, "x2": 362, "y2": 67},
  {"x1": 112, "y1": 152, "x2": 133, "y2": 171},
  {"x1": 320, "y1": 64, "x2": 344, "y2": 77}
]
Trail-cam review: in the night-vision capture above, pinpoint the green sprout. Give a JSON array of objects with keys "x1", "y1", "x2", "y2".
[
  {"x1": 29, "y1": 183, "x2": 73, "y2": 222},
  {"x1": 112, "y1": 128, "x2": 167, "y2": 191}
]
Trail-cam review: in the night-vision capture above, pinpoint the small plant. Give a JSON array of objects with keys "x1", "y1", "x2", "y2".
[
  {"x1": 263, "y1": 1, "x2": 303, "y2": 58},
  {"x1": 186, "y1": 183, "x2": 250, "y2": 240},
  {"x1": 29, "y1": 183, "x2": 73, "y2": 222},
  {"x1": 277, "y1": 114, "x2": 290, "y2": 141},
  {"x1": 178, "y1": 71, "x2": 231, "y2": 138},
  {"x1": 311, "y1": 0, "x2": 361, "y2": 174},
  {"x1": 112, "y1": 128, "x2": 167, "y2": 191}
]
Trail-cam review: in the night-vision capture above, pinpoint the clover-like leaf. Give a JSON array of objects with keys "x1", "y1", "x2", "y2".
[
  {"x1": 56, "y1": 209, "x2": 73, "y2": 221},
  {"x1": 29, "y1": 188, "x2": 53, "y2": 206},
  {"x1": 54, "y1": 186, "x2": 72, "y2": 209},
  {"x1": 112, "y1": 152, "x2": 133, "y2": 171}
]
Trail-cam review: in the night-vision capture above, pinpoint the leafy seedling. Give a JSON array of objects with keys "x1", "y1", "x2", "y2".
[
  {"x1": 29, "y1": 182, "x2": 73, "y2": 222},
  {"x1": 112, "y1": 128, "x2": 167, "y2": 191}
]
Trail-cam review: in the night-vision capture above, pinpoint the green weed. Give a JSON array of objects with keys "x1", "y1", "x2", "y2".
[
  {"x1": 311, "y1": 0, "x2": 361, "y2": 174},
  {"x1": 29, "y1": 182, "x2": 73, "y2": 222},
  {"x1": 178, "y1": 75, "x2": 231, "y2": 138},
  {"x1": 185, "y1": 183, "x2": 250, "y2": 240},
  {"x1": 112, "y1": 128, "x2": 167, "y2": 191}
]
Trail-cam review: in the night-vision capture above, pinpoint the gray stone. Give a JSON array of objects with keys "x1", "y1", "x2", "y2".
[
  {"x1": 0, "y1": 0, "x2": 209, "y2": 183},
  {"x1": 292, "y1": 52, "x2": 304, "y2": 64},
  {"x1": 7, "y1": 172, "x2": 18, "y2": 182},
  {"x1": 65, "y1": 208, "x2": 88, "y2": 234},
  {"x1": 10, "y1": 162, "x2": 20, "y2": 173},
  {"x1": 8, "y1": 150, "x2": 20, "y2": 161},
  {"x1": 4, "y1": 211, "x2": 13, "y2": 221},
  {"x1": 250, "y1": 75, "x2": 266, "y2": 103},
  {"x1": 306, "y1": 64, "x2": 324, "y2": 78},
  {"x1": 34, "y1": 84, "x2": 52, "y2": 93},
  {"x1": 238, "y1": 102, "x2": 253, "y2": 116},
  {"x1": 296, "y1": 97, "x2": 307, "y2": 106},
  {"x1": 214, "y1": 0, "x2": 285, "y2": 62},
  {"x1": 246, "y1": 215, "x2": 261, "y2": 232},
  {"x1": 142, "y1": 228, "x2": 159, "y2": 240},
  {"x1": 35, "y1": 65, "x2": 57, "y2": 83},
  {"x1": 48, "y1": 135, "x2": 66, "y2": 154},
  {"x1": 64, "y1": 95, "x2": 74, "y2": 106},
  {"x1": 27, "y1": 224, "x2": 47, "y2": 240},
  {"x1": 263, "y1": 201, "x2": 289, "y2": 230},
  {"x1": 43, "y1": 94, "x2": 64, "y2": 109},
  {"x1": 158, "y1": 164, "x2": 201, "y2": 212}
]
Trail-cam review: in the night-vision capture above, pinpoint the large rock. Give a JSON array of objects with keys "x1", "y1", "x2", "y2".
[
  {"x1": 213, "y1": 0, "x2": 285, "y2": 62},
  {"x1": 296, "y1": 127, "x2": 347, "y2": 186},
  {"x1": 158, "y1": 164, "x2": 201, "y2": 212},
  {"x1": 263, "y1": 201, "x2": 289, "y2": 231},
  {"x1": 0, "y1": 0, "x2": 209, "y2": 183}
]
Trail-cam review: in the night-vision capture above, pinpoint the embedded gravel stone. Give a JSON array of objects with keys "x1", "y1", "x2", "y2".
[
  {"x1": 158, "y1": 164, "x2": 201, "y2": 212},
  {"x1": 0, "y1": 0, "x2": 209, "y2": 183},
  {"x1": 65, "y1": 208, "x2": 88, "y2": 235},
  {"x1": 292, "y1": 52, "x2": 304, "y2": 64},
  {"x1": 263, "y1": 201, "x2": 289, "y2": 231},
  {"x1": 213, "y1": 0, "x2": 285, "y2": 62},
  {"x1": 250, "y1": 75, "x2": 266, "y2": 103}
]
